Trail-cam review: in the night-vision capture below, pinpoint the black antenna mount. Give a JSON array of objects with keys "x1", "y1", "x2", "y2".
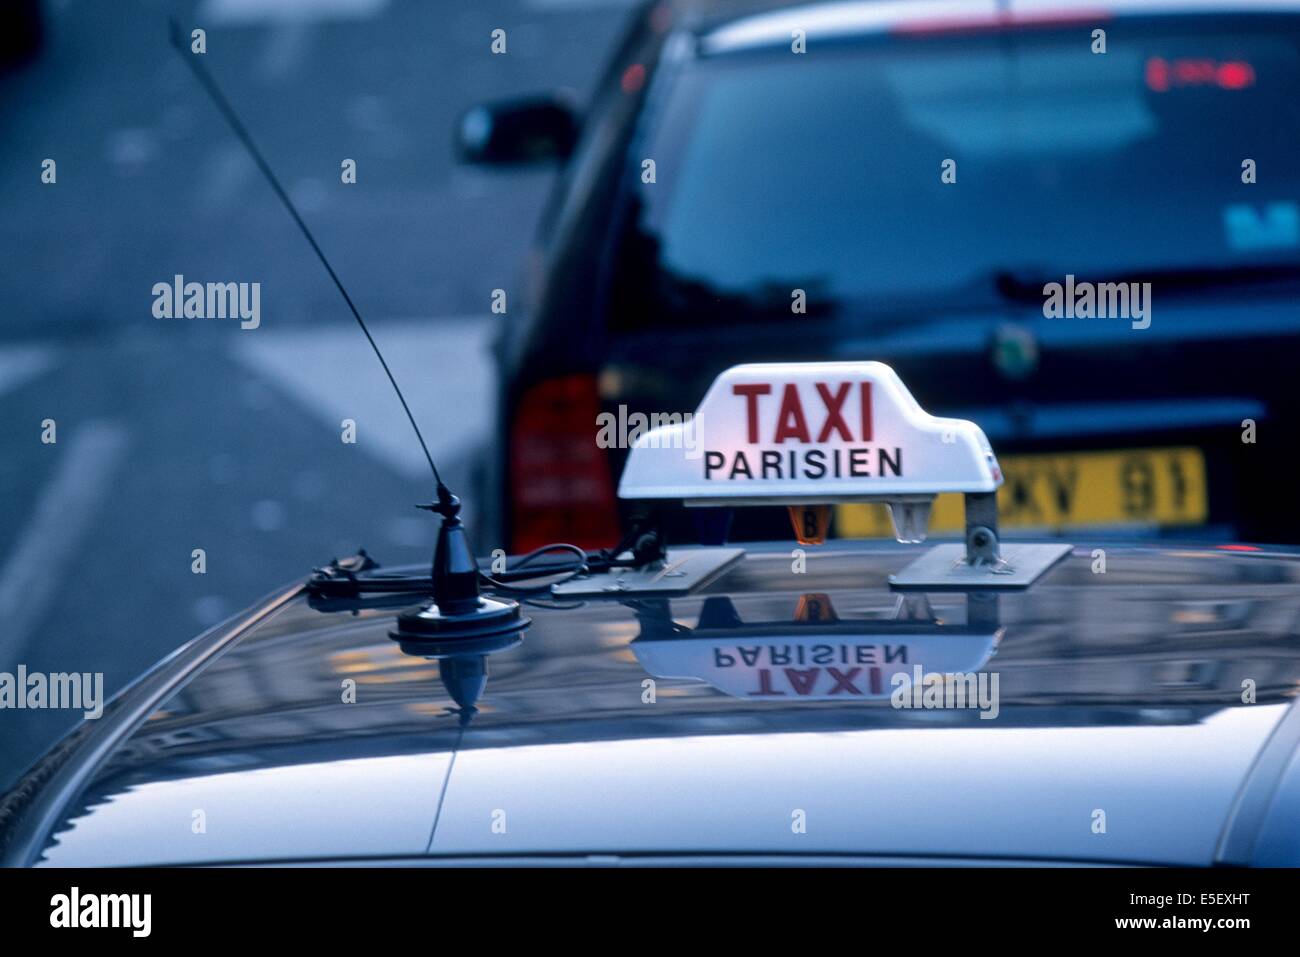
[{"x1": 394, "y1": 490, "x2": 531, "y2": 642}]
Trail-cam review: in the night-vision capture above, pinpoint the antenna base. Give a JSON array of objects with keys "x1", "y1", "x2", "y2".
[
  {"x1": 390, "y1": 595, "x2": 530, "y2": 646},
  {"x1": 397, "y1": 487, "x2": 531, "y2": 644}
]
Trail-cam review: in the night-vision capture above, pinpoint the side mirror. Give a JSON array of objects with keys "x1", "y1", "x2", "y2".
[{"x1": 456, "y1": 96, "x2": 579, "y2": 165}]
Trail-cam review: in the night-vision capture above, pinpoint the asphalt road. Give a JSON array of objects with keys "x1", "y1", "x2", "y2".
[{"x1": 0, "y1": 0, "x2": 635, "y2": 789}]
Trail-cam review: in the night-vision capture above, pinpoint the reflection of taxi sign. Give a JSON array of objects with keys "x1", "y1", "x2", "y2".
[
  {"x1": 618, "y1": 362, "x2": 1071, "y2": 590},
  {"x1": 618, "y1": 362, "x2": 1001, "y2": 504},
  {"x1": 633, "y1": 631, "x2": 1000, "y2": 701}
]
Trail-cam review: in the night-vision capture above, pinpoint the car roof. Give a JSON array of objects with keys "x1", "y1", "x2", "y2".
[
  {"x1": 23, "y1": 540, "x2": 1300, "y2": 866},
  {"x1": 694, "y1": 0, "x2": 1300, "y2": 55}
]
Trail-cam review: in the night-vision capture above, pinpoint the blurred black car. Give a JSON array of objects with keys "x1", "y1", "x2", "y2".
[{"x1": 464, "y1": 0, "x2": 1300, "y2": 553}]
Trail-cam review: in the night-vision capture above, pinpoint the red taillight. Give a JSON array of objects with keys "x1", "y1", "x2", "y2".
[
  {"x1": 621, "y1": 63, "x2": 646, "y2": 94},
  {"x1": 508, "y1": 374, "x2": 621, "y2": 554}
]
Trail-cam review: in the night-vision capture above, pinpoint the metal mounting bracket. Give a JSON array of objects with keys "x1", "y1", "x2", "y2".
[
  {"x1": 889, "y1": 491, "x2": 1072, "y2": 591},
  {"x1": 552, "y1": 547, "x2": 746, "y2": 598}
]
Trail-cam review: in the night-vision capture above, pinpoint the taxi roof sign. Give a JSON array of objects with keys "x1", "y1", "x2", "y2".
[
  {"x1": 614, "y1": 361, "x2": 1071, "y2": 590},
  {"x1": 617, "y1": 362, "x2": 1002, "y2": 504}
]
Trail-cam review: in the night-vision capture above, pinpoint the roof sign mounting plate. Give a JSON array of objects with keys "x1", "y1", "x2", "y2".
[{"x1": 551, "y1": 546, "x2": 746, "y2": 598}]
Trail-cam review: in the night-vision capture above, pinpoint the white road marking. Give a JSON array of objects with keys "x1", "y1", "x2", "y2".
[
  {"x1": 199, "y1": 0, "x2": 388, "y2": 24},
  {"x1": 196, "y1": 144, "x2": 255, "y2": 215},
  {"x1": 0, "y1": 345, "x2": 57, "y2": 400},
  {"x1": 229, "y1": 316, "x2": 496, "y2": 481},
  {"x1": 105, "y1": 128, "x2": 159, "y2": 174},
  {"x1": 260, "y1": 21, "x2": 311, "y2": 80},
  {"x1": 0, "y1": 422, "x2": 130, "y2": 660}
]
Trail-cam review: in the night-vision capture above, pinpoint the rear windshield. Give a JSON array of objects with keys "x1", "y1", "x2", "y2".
[{"x1": 609, "y1": 18, "x2": 1300, "y2": 330}]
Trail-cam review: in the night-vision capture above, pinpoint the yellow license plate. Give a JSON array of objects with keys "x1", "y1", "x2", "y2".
[{"x1": 837, "y1": 447, "x2": 1208, "y2": 536}]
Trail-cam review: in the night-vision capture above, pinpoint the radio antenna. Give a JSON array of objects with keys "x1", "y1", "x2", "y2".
[
  {"x1": 168, "y1": 17, "x2": 536, "y2": 643},
  {"x1": 167, "y1": 18, "x2": 446, "y2": 496}
]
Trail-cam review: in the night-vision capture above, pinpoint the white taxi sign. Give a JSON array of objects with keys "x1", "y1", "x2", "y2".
[{"x1": 617, "y1": 362, "x2": 1002, "y2": 504}]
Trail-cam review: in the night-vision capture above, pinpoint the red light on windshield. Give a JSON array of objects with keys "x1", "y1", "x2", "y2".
[
  {"x1": 1215, "y1": 544, "x2": 1262, "y2": 552},
  {"x1": 1145, "y1": 57, "x2": 1256, "y2": 92},
  {"x1": 1217, "y1": 61, "x2": 1255, "y2": 89}
]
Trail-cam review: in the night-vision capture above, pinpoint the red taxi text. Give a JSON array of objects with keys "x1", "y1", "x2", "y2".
[{"x1": 702, "y1": 381, "x2": 904, "y2": 481}]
